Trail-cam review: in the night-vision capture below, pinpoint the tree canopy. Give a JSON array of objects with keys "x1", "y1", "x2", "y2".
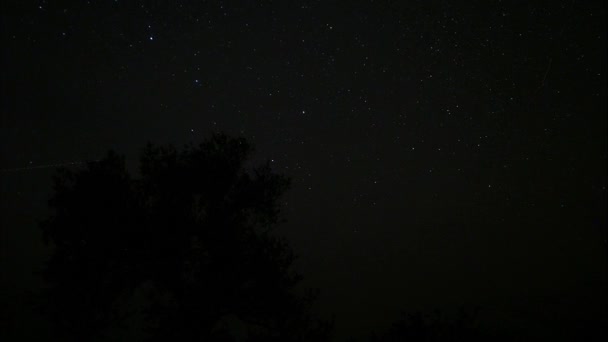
[{"x1": 39, "y1": 134, "x2": 331, "y2": 341}]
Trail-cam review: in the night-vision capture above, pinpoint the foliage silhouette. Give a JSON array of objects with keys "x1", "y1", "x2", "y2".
[
  {"x1": 38, "y1": 134, "x2": 332, "y2": 341},
  {"x1": 367, "y1": 309, "x2": 516, "y2": 342}
]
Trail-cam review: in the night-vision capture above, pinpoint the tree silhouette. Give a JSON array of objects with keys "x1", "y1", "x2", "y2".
[{"x1": 38, "y1": 134, "x2": 332, "y2": 341}]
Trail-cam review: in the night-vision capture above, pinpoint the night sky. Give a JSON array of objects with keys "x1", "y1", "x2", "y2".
[{"x1": 1, "y1": 1, "x2": 606, "y2": 340}]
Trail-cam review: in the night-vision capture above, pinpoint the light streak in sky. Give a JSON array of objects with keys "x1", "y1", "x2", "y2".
[{"x1": 0, "y1": 160, "x2": 99, "y2": 173}]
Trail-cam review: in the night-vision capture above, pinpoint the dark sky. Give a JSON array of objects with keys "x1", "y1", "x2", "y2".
[{"x1": 1, "y1": 1, "x2": 606, "y2": 340}]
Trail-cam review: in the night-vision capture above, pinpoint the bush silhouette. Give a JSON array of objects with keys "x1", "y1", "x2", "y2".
[
  {"x1": 367, "y1": 309, "x2": 516, "y2": 342},
  {"x1": 38, "y1": 134, "x2": 332, "y2": 341}
]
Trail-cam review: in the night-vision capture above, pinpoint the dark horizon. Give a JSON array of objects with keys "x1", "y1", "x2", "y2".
[{"x1": 1, "y1": 1, "x2": 606, "y2": 341}]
